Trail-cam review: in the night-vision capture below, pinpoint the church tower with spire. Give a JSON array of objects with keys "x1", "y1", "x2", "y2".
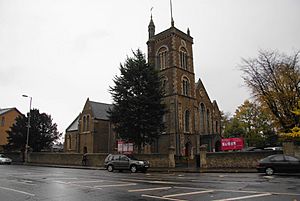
[{"x1": 147, "y1": 14, "x2": 200, "y2": 156}]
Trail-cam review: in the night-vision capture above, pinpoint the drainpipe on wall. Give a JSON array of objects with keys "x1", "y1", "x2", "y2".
[
  {"x1": 175, "y1": 96, "x2": 180, "y2": 156},
  {"x1": 108, "y1": 122, "x2": 111, "y2": 153},
  {"x1": 77, "y1": 133, "x2": 80, "y2": 153}
]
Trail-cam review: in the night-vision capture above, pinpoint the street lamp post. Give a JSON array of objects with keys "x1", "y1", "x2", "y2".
[{"x1": 22, "y1": 95, "x2": 32, "y2": 163}]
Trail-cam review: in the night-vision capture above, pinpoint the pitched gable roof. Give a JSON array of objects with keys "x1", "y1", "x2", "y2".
[
  {"x1": 212, "y1": 100, "x2": 220, "y2": 111},
  {"x1": 65, "y1": 100, "x2": 113, "y2": 132},
  {"x1": 89, "y1": 101, "x2": 112, "y2": 120},
  {"x1": 0, "y1": 108, "x2": 11, "y2": 115},
  {"x1": 66, "y1": 114, "x2": 80, "y2": 132},
  {"x1": 195, "y1": 78, "x2": 212, "y2": 103},
  {"x1": 0, "y1": 108, "x2": 23, "y2": 116}
]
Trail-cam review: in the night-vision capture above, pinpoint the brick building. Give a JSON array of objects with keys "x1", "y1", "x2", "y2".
[
  {"x1": 147, "y1": 16, "x2": 222, "y2": 156},
  {"x1": 0, "y1": 108, "x2": 23, "y2": 151},
  {"x1": 64, "y1": 99, "x2": 115, "y2": 154},
  {"x1": 64, "y1": 16, "x2": 222, "y2": 156}
]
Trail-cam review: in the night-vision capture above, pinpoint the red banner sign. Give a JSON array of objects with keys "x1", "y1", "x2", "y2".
[{"x1": 221, "y1": 138, "x2": 244, "y2": 151}]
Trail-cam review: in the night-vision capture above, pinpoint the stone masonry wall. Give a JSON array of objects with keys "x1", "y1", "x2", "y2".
[
  {"x1": 28, "y1": 153, "x2": 172, "y2": 168},
  {"x1": 205, "y1": 151, "x2": 283, "y2": 168}
]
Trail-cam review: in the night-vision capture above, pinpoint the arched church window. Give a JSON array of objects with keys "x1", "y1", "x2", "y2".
[
  {"x1": 180, "y1": 47, "x2": 188, "y2": 70},
  {"x1": 83, "y1": 116, "x2": 86, "y2": 132},
  {"x1": 200, "y1": 103, "x2": 205, "y2": 134},
  {"x1": 157, "y1": 47, "x2": 167, "y2": 70},
  {"x1": 184, "y1": 110, "x2": 190, "y2": 132},
  {"x1": 182, "y1": 77, "x2": 189, "y2": 96},
  {"x1": 86, "y1": 115, "x2": 90, "y2": 131},
  {"x1": 207, "y1": 109, "x2": 211, "y2": 134}
]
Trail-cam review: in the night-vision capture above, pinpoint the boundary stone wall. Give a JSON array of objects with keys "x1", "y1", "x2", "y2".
[
  {"x1": 204, "y1": 151, "x2": 283, "y2": 168},
  {"x1": 28, "y1": 153, "x2": 107, "y2": 167},
  {"x1": 283, "y1": 142, "x2": 300, "y2": 158},
  {"x1": 27, "y1": 152, "x2": 172, "y2": 168}
]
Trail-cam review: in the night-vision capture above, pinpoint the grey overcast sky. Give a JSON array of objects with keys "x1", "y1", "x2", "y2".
[{"x1": 1, "y1": 0, "x2": 300, "y2": 137}]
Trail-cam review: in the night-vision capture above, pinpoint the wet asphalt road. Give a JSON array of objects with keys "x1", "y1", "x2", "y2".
[{"x1": 0, "y1": 165, "x2": 299, "y2": 201}]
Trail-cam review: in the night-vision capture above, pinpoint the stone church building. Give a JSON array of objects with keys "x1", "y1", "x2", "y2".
[{"x1": 64, "y1": 16, "x2": 222, "y2": 156}]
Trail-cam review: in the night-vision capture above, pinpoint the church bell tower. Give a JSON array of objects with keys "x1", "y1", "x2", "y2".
[{"x1": 147, "y1": 14, "x2": 200, "y2": 157}]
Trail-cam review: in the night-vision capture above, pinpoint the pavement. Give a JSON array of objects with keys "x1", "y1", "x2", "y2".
[{"x1": 20, "y1": 162, "x2": 258, "y2": 173}]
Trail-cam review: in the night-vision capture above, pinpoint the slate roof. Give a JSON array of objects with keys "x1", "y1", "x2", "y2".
[
  {"x1": 0, "y1": 108, "x2": 22, "y2": 116},
  {"x1": 89, "y1": 101, "x2": 113, "y2": 120},
  {"x1": 66, "y1": 115, "x2": 80, "y2": 132},
  {"x1": 65, "y1": 101, "x2": 113, "y2": 132},
  {"x1": 0, "y1": 108, "x2": 12, "y2": 115}
]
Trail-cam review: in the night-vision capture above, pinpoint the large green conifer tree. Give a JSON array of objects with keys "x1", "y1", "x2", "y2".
[{"x1": 109, "y1": 49, "x2": 165, "y2": 153}]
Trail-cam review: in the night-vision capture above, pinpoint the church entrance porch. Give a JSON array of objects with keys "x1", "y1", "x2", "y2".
[{"x1": 200, "y1": 134, "x2": 222, "y2": 152}]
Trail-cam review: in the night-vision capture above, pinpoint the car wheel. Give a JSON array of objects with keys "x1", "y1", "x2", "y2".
[
  {"x1": 130, "y1": 165, "x2": 137, "y2": 173},
  {"x1": 107, "y1": 165, "x2": 114, "y2": 172},
  {"x1": 265, "y1": 167, "x2": 274, "y2": 175}
]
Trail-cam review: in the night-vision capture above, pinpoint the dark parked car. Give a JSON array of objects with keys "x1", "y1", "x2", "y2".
[
  {"x1": 0, "y1": 154, "x2": 12, "y2": 165},
  {"x1": 257, "y1": 154, "x2": 300, "y2": 175},
  {"x1": 104, "y1": 154, "x2": 150, "y2": 173}
]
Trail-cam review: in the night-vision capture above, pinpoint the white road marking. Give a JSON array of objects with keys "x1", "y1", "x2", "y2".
[
  {"x1": 54, "y1": 179, "x2": 135, "y2": 189},
  {"x1": 191, "y1": 179, "x2": 252, "y2": 184},
  {"x1": 163, "y1": 190, "x2": 214, "y2": 198},
  {"x1": 68, "y1": 180, "x2": 104, "y2": 184},
  {"x1": 263, "y1": 176, "x2": 274, "y2": 179},
  {"x1": 53, "y1": 181, "x2": 68, "y2": 184},
  {"x1": 122, "y1": 178, "x2": 179, "y2": 184},
  {"x1": 7, "y1": 179, "x2": 36, "y2": 186},
  {"x1": 63, "y1": 183, "x2": 103, "y2": 190},
  {"x1": 20, "y1": 180, "x2": 32, "y2": 183},
  {"x1": 212, "y1": 193, "x2": 272, "y2": 201},
  {"x1": 129, "y1": 187, "x2": 172, "y2": 192},
  {"x1": 0, "y1": 186, "x2": 35, "y2": 196},
  {"x1": 142, "y1": 194, "x2": 186, "y2": 201},
  {"x1": 94, "y1": 183, "x2": 136, "y2": 188},
  {"x1": 175, "y1": 186, "x2": 300, "y2": 196},
  {"x1": 47, "y1": 177, "x2": 78, "y2": 180}
]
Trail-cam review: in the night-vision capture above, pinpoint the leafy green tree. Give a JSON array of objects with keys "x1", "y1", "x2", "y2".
[
  {"x1": 5, "y1": 109, "x2": 62, "y2": 152},
  {"x1": 235, "y1": 100, "x2": 277, "y2": 147},
  {"x1": 240, "y1": 50, "x2": 300, "y2": 133},
  {"x1": 223, "y1": 117, "x2": 246, "y2": 139},
  {"x1": 224, "y1": 100, "x2": 278, "y2": 147},
  {"x1": 282, "y1": 101, "x2": 300, "y2": 143},
  {"x1": 109, "y1": 49, "x2": 165, "y2": 153}
]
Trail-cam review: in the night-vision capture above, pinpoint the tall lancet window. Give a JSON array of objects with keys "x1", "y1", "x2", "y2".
[
  {"x1": 182, "y1": 77, "x2": 189, "y2": 96},
  {"x1": 207, "y1": 109, "x2": 211, "y2": 134},
  {"x1": 86, "y1": 115, "x2": 90, "y2": 131},
  {"x1": 180, "y1": 47, "x2": 188, "y2": 70},
  {"x1": 157, "y1": 47, "x2": 167, "y2": 70},
  {"x1": 184, "y1": 110, "x2": 190, "y2": 132},
  {"x1": 83, "y1": 116, "x2": 86, "y2": 132},
  {"x1": 200, "y1": 103, "x2": 205, "y2": 134}
]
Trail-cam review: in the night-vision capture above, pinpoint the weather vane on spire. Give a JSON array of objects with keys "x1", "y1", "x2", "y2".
[
  {"x1": 150, "y1": 7, "x2": 154, "y2": 18},
  {"x1": 170, "y1": 0, "x2": 174, "y2": 26}
]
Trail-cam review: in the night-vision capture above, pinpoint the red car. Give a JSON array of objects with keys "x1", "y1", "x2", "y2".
[{"x1": 257, "y1": 154, "x2": 300, "y2": 175}]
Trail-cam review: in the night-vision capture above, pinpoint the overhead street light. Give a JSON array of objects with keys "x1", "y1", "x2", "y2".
[{"x1": 22, "y1": 94, "x2": 32, "y2": 163}]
